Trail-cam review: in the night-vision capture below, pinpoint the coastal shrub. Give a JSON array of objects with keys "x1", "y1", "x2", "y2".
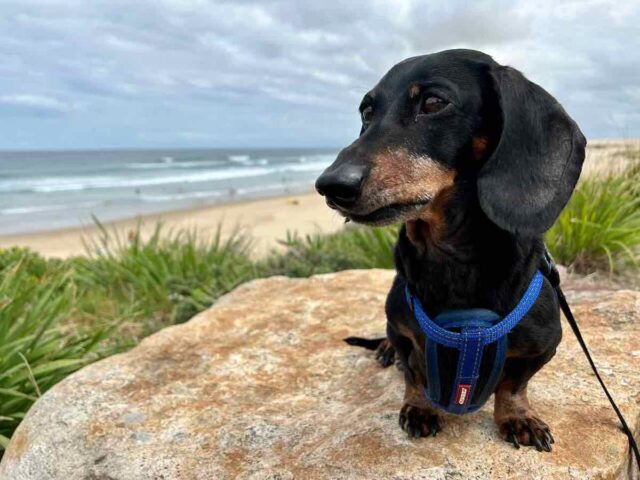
[
  {"x1": 546, "y1": 161, "x2": 640, "y2": 272},
  {"x1": 0, "y1": 250, "x2": 107, "y2": 450},
  {"x1": 258, "y1": 225, "x2": 398, "y2": 277},
  {"x1": 74, "y1": 222, "x2": 256, "y2": 334},
  {"x1": 0, "y1": 247, "x2": 62, "y2": 278}
]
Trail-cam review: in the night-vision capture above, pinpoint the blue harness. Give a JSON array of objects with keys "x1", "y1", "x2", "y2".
[{"x1": 404, "y1": 270, "x2": 544, "y2": 415}]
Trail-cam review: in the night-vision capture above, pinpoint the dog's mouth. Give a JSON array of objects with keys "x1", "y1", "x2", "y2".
[{"x1": 329, "y1": 199, "x2": 431, "y2": 226}]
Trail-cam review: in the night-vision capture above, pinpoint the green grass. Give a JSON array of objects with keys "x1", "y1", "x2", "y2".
[
  {"x1": 258, "y1": 225, "x2": 398, "y2": 278},
  {"x1": 0, "y1": 161, "x2": 639, "y2": 456},
  {"x1": 74, "y1": 221, "x2": 256, "y2": 341},
  {"x1": 546, "y1": 162, "x2": 640, "y2": 273},
  {"x1": 0, "y1": 250, "x2": 108, "y2": 448}
]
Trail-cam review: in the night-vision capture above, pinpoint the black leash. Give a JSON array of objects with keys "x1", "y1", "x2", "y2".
[{"x1": 543, "y1": 249, "x2": 640, "y2": 470}]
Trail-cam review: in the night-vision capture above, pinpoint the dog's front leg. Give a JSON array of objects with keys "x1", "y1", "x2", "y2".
[
  {"x1": 494, "y1": 356, "x2": 555, "y2": 451},
  {"x1": 392, "y1": 332, "x2": 443, "y2": 438},
  {"x1": 399, "y1": 379, "x2": 443, "y2": 438}
]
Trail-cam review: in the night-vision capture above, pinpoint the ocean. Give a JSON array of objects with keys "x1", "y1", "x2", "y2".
[{"x1": 0, "y1": 148, "x2": 337, "y2": 235}]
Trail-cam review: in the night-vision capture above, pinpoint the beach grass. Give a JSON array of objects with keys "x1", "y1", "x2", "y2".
[
  {"x1": 258, "y1": 225, "x2": 398, "y2": 278},
  {"x1": 0, "y1": 249, "x2": 109, "y2": 448},
  {"x1": 1, "y1": 159, "x2": 639, "y2": 456},
  {"x1": 73, "y1": 221, "x2": 256, "y2": 341},
  {"x1": 546, "y1": 154, "x2": 640, "y2": 273}
]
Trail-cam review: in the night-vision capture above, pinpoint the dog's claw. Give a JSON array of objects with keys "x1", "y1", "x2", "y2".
[
  {"x1": 531, "y1": 432, "x2": 544, "y2": 452},
  {"x1": 499, "y1": 416, "x2": 553, "y2": 452},
  {"x1": 429, "y1": 415, "x2": 441, "y2": 437},
  {"x1": 536, "y1": 427, "x2": 553, "y2": 452},
  {"x1": 399, "y1": 404, "x2": 443, "y2": 439}
]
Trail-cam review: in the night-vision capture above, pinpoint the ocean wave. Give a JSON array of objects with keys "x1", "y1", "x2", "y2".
[
  {"x1": 235, "y1": 181, "x2": 312, "y2": 196},
  {"x1": 127, "y1": 157, "x2": 273, "y2": 170},
  {"x1": 141, "y1": 180, "x2": 313, "y2": 203},
  {"x1": 0, "y1": 167, "x2": 275, "y2": 193},
  {"x1": 0, "y1": 201, "x2": 99, "y2": 215},
  {"x1": 296, "y1": 154, "x2": 334, "y2": 165},
  {"x1": 140, "y1": 190, "x2": 224, "y2": 202},
  {"x1": 276, "y1": 160, "x2": 330, "y2": 173},
  {"x1": 126, "y1": 160, "x2": 226, "y2": 169},
  {"x1": 0, "y1": 176, "x2": 117, "y2": 194},
  {"x1": 0, "y1": 157, "x2": 332, "y2": 194},
  {"x1": 228, "y1": 154, "x2": 250, "y2": 163},
  {"x1": 305, "y1": 153, "x2": 335, "y2": 161}
]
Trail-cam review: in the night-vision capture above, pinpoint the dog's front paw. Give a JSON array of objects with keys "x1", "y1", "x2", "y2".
[
  {"x1": 498, "y1": 415, "x2": 554, "y2": 452},
  {"x1": 399, "y1": 404, "x2": 443, "y2": 438},
  {"x1": 375, "y1": 338, "x2": 396, "y2": 368}
]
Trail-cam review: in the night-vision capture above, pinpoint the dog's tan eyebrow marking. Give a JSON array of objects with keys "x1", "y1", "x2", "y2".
[
  {"x1": 409, "y1": 84, "x2": 421, "y2": 99},
  {"x1": 472, "y1": 136, "x2": 489, "y2": 161}
]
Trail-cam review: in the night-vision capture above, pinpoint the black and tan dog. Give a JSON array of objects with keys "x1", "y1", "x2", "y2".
[{"x1": 315, "y1": 49, "x2": 585, "y2": 451}]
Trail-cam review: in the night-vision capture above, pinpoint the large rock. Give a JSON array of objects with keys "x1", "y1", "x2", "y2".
[{"x1": 1, "y1": 270, "x2": 639, "y2": 480}]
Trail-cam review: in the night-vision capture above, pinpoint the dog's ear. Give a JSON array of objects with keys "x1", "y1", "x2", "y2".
[{"x1": 477, "y1": 66, "x2": 586, "y2": 235}]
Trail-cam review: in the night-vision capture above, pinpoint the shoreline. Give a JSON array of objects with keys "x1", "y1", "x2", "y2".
[
  {"x1": 0, "y1": 191, "x2": 345, "y2": 258},
  {"x1": 1, "y1": 139, "x2": 637, "y2": 259}
]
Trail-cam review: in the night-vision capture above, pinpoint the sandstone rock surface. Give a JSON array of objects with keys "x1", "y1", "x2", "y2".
[{"x1": 1, "y1": 269, "x2": 639, "y2": 480}]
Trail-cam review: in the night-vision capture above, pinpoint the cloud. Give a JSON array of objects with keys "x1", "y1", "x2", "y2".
[
  {"x1": 0, "y1": 94, "x2": 78, "y2": 115},
  {"x1": 0, "y1": 0, "x2": 638, "y2": 149}
]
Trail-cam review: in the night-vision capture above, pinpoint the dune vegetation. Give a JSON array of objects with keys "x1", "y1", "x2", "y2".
[{"x1": 1, "y1": 152, "x2": 639, "y2": 454}]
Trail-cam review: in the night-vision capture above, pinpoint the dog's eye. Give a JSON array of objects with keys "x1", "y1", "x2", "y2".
[
  {"x1": 361, "y1": 105, "x2": 373, "y2": 124},
  {"x1": 422, "y1": 96, "x2": 447, "y2": 114}
]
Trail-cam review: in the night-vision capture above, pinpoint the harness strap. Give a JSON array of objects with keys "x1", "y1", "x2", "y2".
[
  {"x1": 406, "y1": 270, "x2": 544, "y2": 348},
  {"x1": 447, "y1": 326, "x2": 484, "y2": 414},
  {"x1": 406, "y1": 271, "x2": 543, "y2": 414},
  {"x1": 424, "y1": 311, "x2": 504, "y2": 412},
  {"x1": 542, "y1": 250, "x2": 640, "y2": 471}
]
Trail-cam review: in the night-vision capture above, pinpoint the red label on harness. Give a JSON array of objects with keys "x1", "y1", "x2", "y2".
[{"x1": 455, "y1": 384, "x2": 472, "y2": 405}]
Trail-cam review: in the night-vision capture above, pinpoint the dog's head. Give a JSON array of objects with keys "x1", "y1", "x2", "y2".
[{"x1": 315, "y1": 49, "x2": 586, "y2": 235}]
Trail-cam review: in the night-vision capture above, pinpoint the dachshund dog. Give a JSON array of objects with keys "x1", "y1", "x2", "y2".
[{"x1": 315, "y1": 49, "x2": 585, "y2": 451}]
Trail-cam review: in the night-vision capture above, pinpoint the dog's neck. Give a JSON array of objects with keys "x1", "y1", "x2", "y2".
[{"x1": 396, "y1": 180, "x2": 544, "y2": 316}]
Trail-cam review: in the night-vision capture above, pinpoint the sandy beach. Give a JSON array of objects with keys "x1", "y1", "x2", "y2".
[{"x1": 0, "y1": 191, "x2": 345, "y2": 258}]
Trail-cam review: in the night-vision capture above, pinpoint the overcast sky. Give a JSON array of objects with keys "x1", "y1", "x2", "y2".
[{"x1": 1, "y1": 0, "x2": 638, "y2": 150}]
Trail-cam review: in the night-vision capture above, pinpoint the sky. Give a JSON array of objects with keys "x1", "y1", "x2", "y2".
[{"x1": 0, "y1": 0, "x2": 638, "y2": 150}]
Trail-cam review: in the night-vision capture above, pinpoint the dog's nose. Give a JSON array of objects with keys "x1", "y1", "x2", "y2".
[{"x1": 315, "y1": 164, "x2": 365, "y2": 208}]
